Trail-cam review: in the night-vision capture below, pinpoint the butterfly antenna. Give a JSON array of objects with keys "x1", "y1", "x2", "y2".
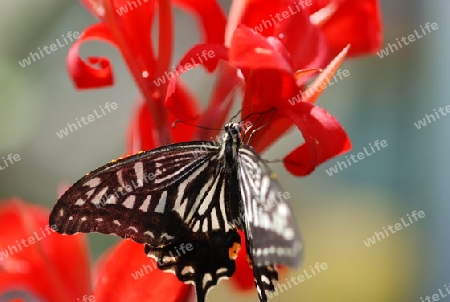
[
  {"x1": 245, "y1": 108, "x2": 276, "y2": 144},
  {"x1": 242, "y1": 108, "x2": 276, "y2": 141},
  {"x1": 172, "y1": 120, "x2": 222, "y2": 131},
  {"x1": 241, "y1": 108, "x2": 275, "y2": 122},
  {"x1": 229, "y1": 109, "x2": 242, "y2": 123}
]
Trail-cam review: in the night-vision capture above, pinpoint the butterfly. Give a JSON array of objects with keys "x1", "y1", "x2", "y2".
[{"x1": 49, "y1": 122, "x2": 302, "y2": 302}]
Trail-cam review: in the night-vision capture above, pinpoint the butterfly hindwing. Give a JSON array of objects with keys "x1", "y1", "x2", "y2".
[{"x1": 145, "y1": 229, "x2": 241, "y2": 301}]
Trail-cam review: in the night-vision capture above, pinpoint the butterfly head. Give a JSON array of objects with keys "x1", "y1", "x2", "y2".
[{"x1": 224, "y1": 123, "x2": 242, "y2": 144}]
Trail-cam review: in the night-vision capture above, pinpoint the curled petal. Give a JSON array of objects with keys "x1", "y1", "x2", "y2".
[
  {"x1": 283, "y1": 103, "x2": 351, "y2": 176},
  {"x1": 67, "y1": 23, "x2": 116, "y2": 89},
  {"x1": 245, "y1": 46, "x2": 349, "y2": 153},
  {"x1": 93, "y1": 241, "x2": 191, "y2": 302},
  {"x1": 0, "y1": 199, "x2": 90, "y2": 301}
]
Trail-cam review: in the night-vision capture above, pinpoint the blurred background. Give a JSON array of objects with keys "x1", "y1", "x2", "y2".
[{"x1": 0, "y1": 0, "x2": 447, "y2": 301}]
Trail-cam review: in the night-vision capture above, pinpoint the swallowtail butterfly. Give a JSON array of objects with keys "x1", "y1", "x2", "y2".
[{"x1": 50, "y1": 122, "x2": 302, "y2": 302}]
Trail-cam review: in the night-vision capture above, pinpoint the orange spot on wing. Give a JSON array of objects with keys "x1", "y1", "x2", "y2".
[{"x1": 229, "y1": 242, "x2": 241, "y2": 260}]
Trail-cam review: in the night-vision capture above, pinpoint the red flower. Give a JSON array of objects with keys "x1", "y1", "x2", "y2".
[
  {"x1": 70, "y1": 0, "x2": 230, "y2": 146},
  {"x1": 166, "y1": 0, "x2": 382, "y2": 175},
  {"x1": 0, "y1": 198, "x2": 90, "y2": 301},
  {"x1": 93, "y1": 241, "x2": 193, "y2": 302},
  {"x1": 64, "y1": 0, "x2": 383, "y2": 299},
  {"x1": 0, "y1": 198, "x2": 193, "y2": 302},
  {"x1": 162, "y1": 0, "x2": 381, "y2": 290}
]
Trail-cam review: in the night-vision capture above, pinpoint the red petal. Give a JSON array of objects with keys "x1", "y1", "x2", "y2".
[
  {"x1": 229, "y1": 26, "x2": 292, "y2": 73},
  {"x1": 168, "y1": 83, "x2": 199, "y2": 143},
  {"x1": 165, "y1": 81, "x2": 201, "y2": 122},
  {"x1": 226, "y1": 0, "x2": 289, "y2": 38},
  {"x1": 230, "y1": 231, "x2": 254, "y2": 290},
  {"x1": 126, "y1": 100, "x2": 158, "y2": 154},
  {"x1": 239, "y1": 69, "x2": 299, "y2": 153},
  {"x1": 67, "y1": 23, "x2": 115, "y2": 89},
  {"x1": 279, "y1": 13, "x2": 331, "y2": 71},
  {"x1": 228, "y1": 27, "x2": 297, "y2": 152},
  {"x1": 100, "y1": 1, "x2": 160, "y2": 113},
  {"x1": 283, "y1": 102, "x2": 351, "y2": 176},
  {"x1": 315, "y1": 0, "x2": 383, "y2": 56},
  {"x1": 226, "y1": 1, "x2": 331, "y2": 71},
  {"x1": 230, "y1": 231, "x2": 289, "y2": 292},
  {"x1": 0, "y1": 199, "x2": 90, "y2": 301},
  {"x1": 174, "y1": 0, "x2": 227, "y2": 44},
  {"x1": 93, "y1": 240, "x2": 191, "y2": 302}
]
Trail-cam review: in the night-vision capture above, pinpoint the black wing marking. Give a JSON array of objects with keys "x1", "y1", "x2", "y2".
[
  {"x1": 146, "y1": 229, "x2": 241, "y2": 302},
  {"x1": 50, "y1": 141, "x2": 226, "y2": 246},
  {"x1": 49, "y1": 141, "x2": 244, "y2": 301},
  {"x1": 238, "y1": 145, "x2": 302, "y2": 301}
]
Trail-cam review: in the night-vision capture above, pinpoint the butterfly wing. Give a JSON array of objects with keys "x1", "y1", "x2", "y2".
[
  {"x1": 146, "y1": 229, "x2": 241, "y2": 302},
  {"x1": 50, "y1": 141, "x2": 243, "y2": 302},
  {"x1": 238, "y1": 145, "x2": 303, "y2": 301}
]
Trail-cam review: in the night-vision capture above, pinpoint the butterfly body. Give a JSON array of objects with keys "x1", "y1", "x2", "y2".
[{"x1": 50, "y1": 122, "x2": 302, "y2": 302}]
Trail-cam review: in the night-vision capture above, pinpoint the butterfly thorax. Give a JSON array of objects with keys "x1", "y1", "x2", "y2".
[{"x1": 219, "y1": 123, "x2": 242, "y2": 170}]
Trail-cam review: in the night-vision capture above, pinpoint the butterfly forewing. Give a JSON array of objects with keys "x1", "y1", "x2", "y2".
[{"x1": 50, "y1": 141, "x2": 243, "y2": 248}]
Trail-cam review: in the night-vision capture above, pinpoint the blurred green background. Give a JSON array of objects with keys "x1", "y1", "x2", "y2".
[{"x1": 0, "y1": 0, "x2": 447, "y2": 301}]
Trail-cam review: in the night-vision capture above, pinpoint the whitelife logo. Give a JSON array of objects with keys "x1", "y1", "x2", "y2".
[
  {"x1": 420, "y1": 283, "x2": 450, "y2": 302},
  {"x1": 115, "y1": 0, "x2": 149, "y2": 16},
  {"x1": 325, "y1": 139, "x2": 388, "y2": 176},
  {"x1": 267, "y1": 262, "x2": 328, "y2": 298},
  {"x1": 251, "y1": 0, "x2": 313, "y2": 34},
  {"x1": 18, "y1": 31, "x2": 80, "y2": 68},
  {"x1": 376, "y1": 22, "x2": 439, "y2": 58},
  {"x1": 152, "y1": 50, "x2": 215, "y2": 87},
  {"x1": 56, "y1": 102, "x2": 118, "y2": 139},
  {"x1": 0, "y1": 153, "x2": 21, "y2": 172},
  {"x1": 414, "y1": 105, "x2": 450, "y2": 129},
  {"x1": 363, "y1": 210, "x2": 425, "y2": 247},
  {"x1": 288, "y1": 69, "x2": 350, "y2": 106},
  {"x1": 0, "y1": 224, "x2": 58, "y2": 261}
]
